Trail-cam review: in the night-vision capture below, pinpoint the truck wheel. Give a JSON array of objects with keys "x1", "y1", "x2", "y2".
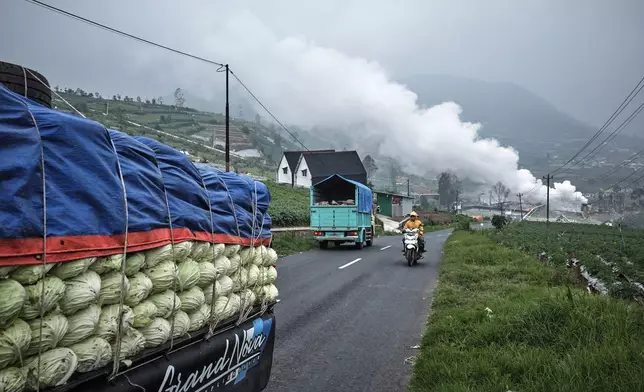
[
  {"x1": 0, "y1": 61, "x2": 52, "y2": 108},
  {"x1": 366, "y1": 226, "x2": 374, "y2": 246},
  {"x1": 355, "y1": 241, "x2": 364, "y2": 250},
  {"x1": 319, "y1": 241, "x2": 329, "y2": 249}
]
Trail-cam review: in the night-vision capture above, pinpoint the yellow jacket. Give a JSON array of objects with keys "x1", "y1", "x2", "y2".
[{"x1": 404, "y1": 219, "x2": 424, "y2": 235}]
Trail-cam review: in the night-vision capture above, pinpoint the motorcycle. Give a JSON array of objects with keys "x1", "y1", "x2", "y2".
[{"x1": 403, "y1": 228, "x2": 420, "y2": 266}]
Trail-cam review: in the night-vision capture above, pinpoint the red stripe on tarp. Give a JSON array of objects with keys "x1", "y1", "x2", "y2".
[{"x1": 0, "y1": 229, "x2": 271, "y2": 266}]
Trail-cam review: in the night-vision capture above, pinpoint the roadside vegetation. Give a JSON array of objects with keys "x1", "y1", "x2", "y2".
[
  {"x1": 271, "y1": 231, "x2": 316, "y2": 257},
  {"x1": 410, "y1": 230, "x2": 644, "y2": 392},
  {"x1": 266, "y1": 181, "x2": 310, "y2": 227}
]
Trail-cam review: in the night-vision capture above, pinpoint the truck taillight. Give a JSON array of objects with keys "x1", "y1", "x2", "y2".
[
  {"x1": 313, "y1": 231, "x2": 323, "y2": 236},
  {"x1": 348, "y1": 231, "x2": 358, "y2": 236}
]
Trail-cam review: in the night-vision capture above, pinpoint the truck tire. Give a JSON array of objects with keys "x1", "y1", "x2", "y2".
[
  {"x1": 366, "y1": 226, "x2": 374, "y2": 246},
  {"x1": 355, "y1": 240, "x2": 364, "y2": 250},
  {"x1": 0, "y1": 61, "x2": 52, "y2": 108}
]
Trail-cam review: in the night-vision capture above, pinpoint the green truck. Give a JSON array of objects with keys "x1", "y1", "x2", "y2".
[{"x1": 310, "y1": 174, "x2": 375, "y2": 249}]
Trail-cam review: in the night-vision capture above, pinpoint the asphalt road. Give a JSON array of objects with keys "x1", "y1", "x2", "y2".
[{"x1": 265, "y1": 230, "x2": 452, "y2": 392}]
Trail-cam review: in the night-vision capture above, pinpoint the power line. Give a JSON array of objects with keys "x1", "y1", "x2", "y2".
[
  {"x1": 589, "y1": 146, "x2": 644, "y2": 183},
  {"x1": 607, "y1": 165, "x2": 644, "y2": 190},
  {"x1": 228, "y1": 68, "x2": 310, "y2": 151},
  {"x1": 24, "y1": 0, "x2": 224, "y2": 67},
  {"x1": 552, "y1": 76, "x2": 644, "y2": 175},
  {"x1": 561, "y1": 100, "x2": 644, "y2": 173}
]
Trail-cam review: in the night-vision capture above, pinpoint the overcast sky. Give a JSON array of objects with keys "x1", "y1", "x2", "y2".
[{"x1": 2, "y1": 0, "x2": 643, "y2": 126}]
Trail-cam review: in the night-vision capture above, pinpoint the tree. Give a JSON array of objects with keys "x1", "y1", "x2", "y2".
[
  {"x1": 151, "y1": 98, "x2": 156, "y2": 105},
  {"x1": 437, "y1": 172, "x2": 461, "y2": 207},
  {"x1": 388, "y1": 161, "x2": 402, "y2": 192},
  {"x1": 492, "y1": 182, "x2": 509, "y2": 212},
  {"x1": 136, "y1": 96, "x2": 142, "y2": 103},
  {"x1": 362, "y1": 155, "x2": 379, "y2": 182},
  {"x1": 88, "y1": 93, "x2": 94, "y2": 98},
  {"x1": 174, "y1": 88, "x2": 185, "y2": 108},
  {"x1": 158, "y1": 97, "x2": 163, "y2": 105},
  {"x1": 54, "y1": 85, "x2": 60, "y2": 92},
  {"x1": 631, "y1": 188, "x2": 644, "y2": 208},
  {"x1": 116, "y1": 94, "x2": 121, "y2": 101},
  {"x1": 95, "y1": 92, "x2": 101, "y2": 99},
  {"x1": 112, "y1": 95, "x2": 117, "y2": 101},
  {"x1": 145, "y1": 99, "x2": 151, "y2": 105}
]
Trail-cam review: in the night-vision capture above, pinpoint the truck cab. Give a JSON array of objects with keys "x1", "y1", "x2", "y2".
[{"x1": 310, "y1": 174, "x2": 374, "y2": 249}]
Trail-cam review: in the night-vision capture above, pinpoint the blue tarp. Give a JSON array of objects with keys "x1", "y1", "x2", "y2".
[
  {"x1": 0, "y1": 85, "x2": 272, "y2": 265},
  {"x1": 314, "y1": 174, "x2": 373, "y2": 213}
]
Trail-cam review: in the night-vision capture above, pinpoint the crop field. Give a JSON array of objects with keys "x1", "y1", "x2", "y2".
[
  {"x1": 492, "y1": 221, "x2": 644, "y2": 299},
  {"x1": 265, "y1": 181, "x2": 310, "y2": 228}
]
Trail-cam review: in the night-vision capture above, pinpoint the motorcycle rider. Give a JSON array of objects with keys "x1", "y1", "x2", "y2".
[{"x1": 402, "y1": 211, "x2": 425, "y2": 255}]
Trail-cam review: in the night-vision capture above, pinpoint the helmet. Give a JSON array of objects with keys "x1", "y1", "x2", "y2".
[{"x1": 409, "y1": 211, "x2": 418, "y2": 217}]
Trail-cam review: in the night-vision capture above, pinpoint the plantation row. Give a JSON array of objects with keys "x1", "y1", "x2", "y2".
[
  {"x1": 492, "y1": 221, "x2": 644, "y2": 299},
  {"x1": 265, "y1": 182, "x2": 310, "y2": 228}
]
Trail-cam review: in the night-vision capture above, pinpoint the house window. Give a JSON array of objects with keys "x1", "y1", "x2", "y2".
[
  {"x1": 301, "y1": 169, "x2": 308, "y2": 177},
  {"x1": 282, "y1": 167, "x2": 288, "y2": 174}
]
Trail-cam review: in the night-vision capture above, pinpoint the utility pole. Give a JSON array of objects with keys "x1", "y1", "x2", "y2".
[
  {"x1": 542, "y1": 174, "x2": 552, "y2": 223},
  {"x1": 517, "y1": 193, "x2": 523, "y2": 219},
  {"x1": 225, "y1": 64, "x2": 230, "y2": 172},
  {"x1": 407, "y1": 178, "x2": 410, "y2": 197}
]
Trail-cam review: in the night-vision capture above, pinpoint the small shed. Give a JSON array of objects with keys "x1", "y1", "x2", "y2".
[{"x1": 375, "y1": 191, "x2": 414, "y2": 218}]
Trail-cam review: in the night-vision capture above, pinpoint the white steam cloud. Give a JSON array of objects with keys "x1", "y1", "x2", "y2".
[{"x1": 178, "y1": 11, "x2": 588, "y2": 210}]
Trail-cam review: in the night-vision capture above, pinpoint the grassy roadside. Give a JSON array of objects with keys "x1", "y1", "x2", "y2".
[
  {"x1": 271, "y1": 231, "x2": 317, "y2": 257},
  {"x1": 409, "y1": 231, "x2": 644, "y2": 392}
]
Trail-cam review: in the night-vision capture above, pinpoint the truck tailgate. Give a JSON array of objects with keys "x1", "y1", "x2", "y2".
[{"x1": 311, "y1": 206, "x2": 357, "y2": 228}]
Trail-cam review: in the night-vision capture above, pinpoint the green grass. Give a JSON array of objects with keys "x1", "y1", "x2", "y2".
[
  {"x1": 409, "y1": 231, "x2": 644, "y2": 392},
  {"x1": 271, "y1": 231, "x2": 316, "y2": 257},
  {"x1": 266, "y1": 181, "x2": 310, "y2": 227}
]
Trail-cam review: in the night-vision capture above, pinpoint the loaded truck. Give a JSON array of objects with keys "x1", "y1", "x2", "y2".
[
  {"x1": 310, "y1": 174, "x2": 375, "y2": 249},
  {"x1": 0, "y1": 62, "x2": 276, "y2": 392}
]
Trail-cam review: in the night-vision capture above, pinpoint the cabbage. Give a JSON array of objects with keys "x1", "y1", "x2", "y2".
[
  {"x1": 132, "y1": 301, "x2": 157, "y2": 328},
  {"x1": 20, "y1": 277, "x2": 66, "y2": 321},
  {"x1": 238, "y1": 247, "x2": 255, "y2": 266},
  {"x1": 59, "y1": 304, "x2": 101, "y2": 347},
  {"x1": 223, "y1": 244, "x2": 240, "y2": 258},
  {"x1": 253, "y1": 246, "x2": 267, "y2": 266},
  {"x1": 203, "y1": 281, "x2": 220, "y2": 305},
  {"x1": 0, "y1": 266, "x2": 17, "y2": 279},
  {"x1": 177, "y1": 259, "x2": 200, "y2": 291},
  {"x1": 263, "y1": 248, "x2": 278, "y2": 267},
  {"x1": 59, "y1": 270, "x2": 101, "y2": 316},
  {"x1": 213, "y1": 256, "x2": 231, "y2": 278},
  {"x1": 96, "y1": 304, "x2": 133, "y2": 342},
  {"x1": 98, "y1": 272, "x2": 130, "y2": 306},
  {"x1": 170, "y1": 311, "x2": 190, "y2": 339},
  {"x1": 0, "y1": 367, "x2": 25, "y2": 392},
  {"x1": 255, "y1": 284, "x2": 279, "y2": 303},
  {"x1": 89, "y1": 255, "x2": 123, "y2": 275},
  {"x1": 148, "y1": 291, "x2": 181, "y2": 318},
  {"x1": 227, "y1": 254, "x2": 241, "y2": 275},
  {"x1": 124, "y1": 272, "x2": 153, "y2": 307},
  {"x1": 196, "y1": 262, "x2": 216, "y2": 288},
  {"x1": 230, "y1": 269, "x2": 248, "y2": 292},
  {"x1": 246, "y1": 265, "x2": 260, "y2": 287},
  {"x1": 138, "y1": 318, "x2": 171, "y2": 348},
  {"x1": 187, "y1": 304, "x2": 210, "y2": 332},
  {"x1": 69, "y1": 337, "x2": 112, "y2": 373},
  {"x1": 266, "y1": 266, "x2": 277, "y2": 284},
  {"x1": 125, "y1": 253, "x2": 146, "y2": 277},
  {"x1": 213, "y1": 294, "x2": 240, "y2": 320},
  {"x1": 113, "y1": 329, "x2": 145, "y2": 363},
  {"x1": 0, "y1": 280, "x2": 26, "y2": 328},
  {"x1": 51, "y1": 257, "x2": 96, "y2": 280},
  {"x1": 143, "y1": 260, "x2": 178, "y2": 294},
  {"x1": 217, "y1": 276, "x2": 233, "y2": 297},
  {"x1": 190, "y1": 242, "x2": 211, "y2": 262},
  {"x1": 178, "y1": 286, "x2": 205, "y2": 313},
  {"x1": 173, "y1": 242, "x2": 193, "y2": 262},
  {"x1": 143, "y1": 244, "x2": 172, "y2": 268},
  {"x1": 212, "y1": 243, "x2": 225, "y2": 260},
  {"x1": 0, "y1": 319, "x2": 31, "y2": 369},
  {"x1": 23, "y1": 347, "x2": 78, "y2": 389},
  {"x1": 240, "y1": 289, "x2": 257, "y2": 310},
  {"x1": 9, "y1": 264, "x2": 54, "y2": 285},
  {"x1": 27, "y1": 313, "x2": 68, "y2": 356}
]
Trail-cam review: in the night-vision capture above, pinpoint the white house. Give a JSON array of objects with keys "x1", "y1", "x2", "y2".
[
  {"x1": 275, "y1": 150, "x2": 334, "y2": 186},
  {"x1": 293, "y1": 150, "x2": 367, "y2": 188}
]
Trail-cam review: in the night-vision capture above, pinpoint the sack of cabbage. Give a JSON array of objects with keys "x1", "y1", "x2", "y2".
[{"x1": 0, "y1": 241, "x2": 278, "y2": 392}]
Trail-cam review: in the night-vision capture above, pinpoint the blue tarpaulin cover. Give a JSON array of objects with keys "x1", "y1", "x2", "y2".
[{"x1": 0, "y1": 85, "x2": 271, "y2": 266}]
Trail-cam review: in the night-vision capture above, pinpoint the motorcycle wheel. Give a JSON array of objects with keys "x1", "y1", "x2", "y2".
[{"x1": 406, "y1": 249, "x2": 415, "y2": 267}]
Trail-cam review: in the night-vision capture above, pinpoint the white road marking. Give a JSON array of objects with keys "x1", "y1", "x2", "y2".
[
  {"x1": 338, "y1": 258, "x2": 362, "y2": 270},
  {"x1": 380, "y1": 245, "x2": 392, "y2": 251}
]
